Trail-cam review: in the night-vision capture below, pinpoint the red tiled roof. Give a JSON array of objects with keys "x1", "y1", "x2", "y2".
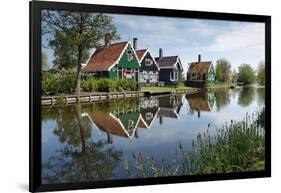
[
  {"x1": 136, "y1": 49, "x2": 147, "y2": 61},
  {"x1": 187, "y1": 61, "x2": 212, "y2": 75},
  {"x1": 82, "y1": 42, "x2": 128, "y2": 72}
]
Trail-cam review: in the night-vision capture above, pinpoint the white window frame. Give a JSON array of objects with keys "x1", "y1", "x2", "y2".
[
  {"x1": 170, "y1": 71, "x2": 178, "y2": 81},
  {"x1": 127, "y1": 50, "x2": 133, "y2": 61}
]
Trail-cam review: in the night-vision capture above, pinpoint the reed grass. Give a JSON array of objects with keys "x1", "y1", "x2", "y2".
[{"x1": 123, "y1": 108, "x2": 265, "y2": 177}]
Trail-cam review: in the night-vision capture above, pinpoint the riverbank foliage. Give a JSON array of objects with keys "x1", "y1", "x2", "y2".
[
  {"x1": 81, "y1": 78, "x2": 137, "y2": 92},
  {"x1": 123, "y1": 108, "x2": 265, "y2": 177},
  {"x1": 42, "y1": 72, "x2": 138, "y2": 95},
  {"x1": 42, "y1": 72, "x2": 76, "y2": 95}
]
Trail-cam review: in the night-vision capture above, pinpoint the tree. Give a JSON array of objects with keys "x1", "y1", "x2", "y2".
[
  {"x1": 41, "y1": 52, "x2": 49, "y2": 71},
  {"x1": 215, "y1": 58, "x2": 232, "y2": 82},
  {"x1": 237, "y1": 63, "x2": 256, "y2": 85},
  {"x1": 257, "y1": 61, "x2": 265, "y2": 84},
  {"x1": 231, "y1": 69, "x2": 238, "y2": 83},
  {"x1": 42, "y1": 10, "x2": 120, "y2": 96},
  {"x1": 49, "y1": 31, "x2": 89, "y2": 70}
]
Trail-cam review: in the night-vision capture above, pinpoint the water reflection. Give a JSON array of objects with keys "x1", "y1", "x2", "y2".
[
  {"x1": 238, "y1": 86, "x2": 256, "y2": 107},
  {"x1": 42, "y1": 86, "x2": 265, "y2": 183},
  {"x1": 215, "y1": 90, "x2": 231, "y2": 111},
  {"x1": 42, "y1": 104, "x2": 123, "y2": 184},
  {"x1": 158, "y1": 95, "x2": 183, "y2": 124},
  {"x1": 186, "y1": 92, "x2": 215, "y2": 117}
]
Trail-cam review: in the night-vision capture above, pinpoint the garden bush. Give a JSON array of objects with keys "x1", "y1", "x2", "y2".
[
  {"x1": 81, "y1": 78, "x2": 138, "y2": 92},
  {"x1": 42, "y1": 72, "x2": 75, "y2": 95},
  {"x1": 42, "y1": 72, "x2": 138, "y2": 95}
]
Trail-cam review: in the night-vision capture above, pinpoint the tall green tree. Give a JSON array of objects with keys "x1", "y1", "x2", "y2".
[
  {"x1": 41, "y1": 52, "x2": 49, "y2": 71},
  {"x1": 257, "y1": 61, "x2": 265, "y2": 84},
  {"x1": 237, "y1": 63, "x2": 256, "y2": 85},
  {"x1": 42, "y1": 10, "x2": 120, "y2": 96},
  {"x1": 49, "y1": 31, "x2": 89, "y2": 70},
  {"x1": 215, "y1": 58, "x2": 232, "y2": 82}
]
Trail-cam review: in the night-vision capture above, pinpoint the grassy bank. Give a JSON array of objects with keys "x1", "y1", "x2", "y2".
[
  {"x1": 206, "y1": 82, "x2": 236, "y2": 89},
  {"x1": 123, "y1": 108, "x2": 265, "y2": 177},
  {"x1": 141, "y1": 84, "x2": 197, "y2": 92}
]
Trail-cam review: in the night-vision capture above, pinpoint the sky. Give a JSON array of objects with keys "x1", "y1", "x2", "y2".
[{"x1": 43, "y1": 13, "x2": 265, "y2": 72}]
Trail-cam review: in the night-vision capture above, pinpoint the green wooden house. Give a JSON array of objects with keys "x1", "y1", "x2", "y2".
[
  {"x1": 82, "y1": 40, "x2": 140, "y2": 81},
  {"x1": 186, "y1": 54, "x2": 215, "y2": 83}
]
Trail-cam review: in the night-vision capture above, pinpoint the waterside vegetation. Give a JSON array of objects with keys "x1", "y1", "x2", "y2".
[{"x1": 123, "y1": 108, "x2": 265, "y2": 177}]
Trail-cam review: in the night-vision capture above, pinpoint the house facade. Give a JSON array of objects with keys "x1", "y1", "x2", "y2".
[
  {"x1": 136, "y1": 48, "x2": 159, "y2": 85},
  {"x1": 82, "y1": 39, "x2": 140, "y2": 81},
  {"x1": 186, "y1": 54, "x2": 215, "y2": 83},
  {"x1": 155, "y1": 48, "x2": 184, "y2": 86}
]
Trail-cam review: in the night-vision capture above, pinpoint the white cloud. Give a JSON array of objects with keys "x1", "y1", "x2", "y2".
[{"x1": 204, "y1": 23, "x2": 265, "y2": 52}]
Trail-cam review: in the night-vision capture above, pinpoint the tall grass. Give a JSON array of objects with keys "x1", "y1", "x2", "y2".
[{"x1": 123, "y1": 108, "x2": 265, "y2": 177}]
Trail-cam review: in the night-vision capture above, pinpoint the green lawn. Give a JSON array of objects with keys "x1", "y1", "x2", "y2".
[
  {"x1": 141, "y1": 85, "x2": 196, "y2": 92},
  {"x1": 206, "y1": 82, "x2": 236, "y2": 89}
]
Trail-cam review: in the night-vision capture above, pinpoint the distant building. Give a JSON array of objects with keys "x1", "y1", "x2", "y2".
[
  {"x1": 186, "y1": 54, "x2": 215, "y2": 83},
  {"x1": 155, "y1": 48, "x2": 184, "y2": 86},
  {"x1": 82, "y1": 35, "x2": 140, "y2": 81}
]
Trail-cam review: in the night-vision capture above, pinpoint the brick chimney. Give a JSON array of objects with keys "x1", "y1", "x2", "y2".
[
  {"x1": 159, "y1": 48, "x2": 163, "y2": 58},
  {"x1": 133, "y1": 38, "x2": 137, "y2": 50}
]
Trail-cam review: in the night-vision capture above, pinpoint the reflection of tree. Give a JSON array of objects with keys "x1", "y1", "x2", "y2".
[
  {"x1": 42, "y1": 104, "x2": 123, "y2": 183},
  {"x1": 238, "y1": 86, "x2": 255, "y2": 107},
  {"x1": 256, "y1": 87, "x2": 265, "y2": 106},
  {"x1": 215, "y1": 90, "x2": 231, "y2": 111}
]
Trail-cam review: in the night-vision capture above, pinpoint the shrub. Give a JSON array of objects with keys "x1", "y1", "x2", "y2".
[
  {"x1": 80, "y1": 78, "x2": 138, "y2": 92},
  {"x1": 42, "y1": 72, "x2": 75, "y2": 95}
]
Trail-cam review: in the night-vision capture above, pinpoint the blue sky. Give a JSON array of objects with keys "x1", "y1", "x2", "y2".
[{"x1": 43, "y1": 13, "x2": 265, "y2": 72}]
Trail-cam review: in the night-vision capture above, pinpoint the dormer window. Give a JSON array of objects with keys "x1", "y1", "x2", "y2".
[
  {"x1": 127, "y1": 50, "x2": 133, "y2": 61},
  {"x1": 145, "y1": 58, "x2": 152, "y2": 66}
]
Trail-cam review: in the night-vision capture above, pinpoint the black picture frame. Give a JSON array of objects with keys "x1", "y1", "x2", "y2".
[{"x1": 29, "y1": 1, "x2": 271, "y2": 192}]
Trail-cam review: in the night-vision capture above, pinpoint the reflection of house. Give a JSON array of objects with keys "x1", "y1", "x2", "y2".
[
  {"x1": 91, "y1": 110, "x2": 148, "y2": 144},
  {"x1": 158, "y1": 95, "x2": 183, "y2": 124},
  {"x1": 82, "y1": 35, "x2": 140, "y2": 80},
  {"x1": 186, "y1": 92, "x2": 215, "y2": 117},
  {"x1": 135, "y1": 38, "x2": 160, "y2": 85},
  {"x1": 155, "y1": 48, "x2": 184, "y2": 85},
  {"x1": 186, "y1": 55, "x2": 215, "y2": 83},
  {"x1": 139, "y1": 97, "x2": 160, "y2": 128}
]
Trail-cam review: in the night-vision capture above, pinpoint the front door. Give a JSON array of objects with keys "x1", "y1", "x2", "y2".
[{"x1": 146, "y1": 75, "x2": 150, "y2": 84}]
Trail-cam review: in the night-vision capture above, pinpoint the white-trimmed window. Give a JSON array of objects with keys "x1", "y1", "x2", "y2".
[
  {"x1": 127, "y1": 50, "x2": 133, "y2": 61},
  {"x1": 128, "y1": 119, "x2": 135, "y2": 130},
  {"x1": 146, "y1": 112, "x2": 153, "y2": 120},
  {"x1": 145, "y1": 58, "x2": 152, "y2": 66},
  {"x1": 170, "y1": 71, "x2": 178, "y2": 81}
]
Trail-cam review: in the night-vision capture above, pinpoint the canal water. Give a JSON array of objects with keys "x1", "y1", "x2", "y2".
[{"x1": 41, "y1": 85, "x2": 265, "y2": 184}]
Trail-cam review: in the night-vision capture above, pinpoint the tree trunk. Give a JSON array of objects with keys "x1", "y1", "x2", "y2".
[{"x1": 75, "y1": 46, "x2": 82, "y2": 101}]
